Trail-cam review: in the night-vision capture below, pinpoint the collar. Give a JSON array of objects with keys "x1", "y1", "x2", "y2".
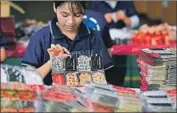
[
  {"x1": 104, "y1": 1, "x2": 118, "y2": 9},
  {"x1": 102, "y1": 1, "x2": 120, "y2": 10},
  {"x1": 49, "y1": 18, "x2": 91, "y2": 40}
]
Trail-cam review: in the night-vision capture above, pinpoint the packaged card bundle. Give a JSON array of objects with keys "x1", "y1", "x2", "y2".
[{"x1": 51, "y1": 52, "x2": 107, "y2": 87}]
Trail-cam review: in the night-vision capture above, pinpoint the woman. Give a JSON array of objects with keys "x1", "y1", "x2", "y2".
[{"x1": 21, "y1": 1, "x2": 113, "y2": 85}]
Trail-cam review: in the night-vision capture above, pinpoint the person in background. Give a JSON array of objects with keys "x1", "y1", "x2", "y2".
[
  {"x1": 21, "y1": 1, "x2": 113, "y2": 85},
  {"x1": 90, "y1": 1, "x2": 140, "y2": 86},
  {"x1": 91, "y1": 1, "x2": 139, "y2": 29}
]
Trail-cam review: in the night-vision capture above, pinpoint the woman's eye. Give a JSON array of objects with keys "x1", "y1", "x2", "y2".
[
  {"x1": 75, "y1": 14, "x2": 82, "y2": 17},
  {"x1": 62, "y1": 15, "x2": 68, "y2": 17}
]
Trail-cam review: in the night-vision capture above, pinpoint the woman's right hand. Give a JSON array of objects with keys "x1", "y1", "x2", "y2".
[{"x1": 47, "y1": 44, "x2": 70, "y2": 58}]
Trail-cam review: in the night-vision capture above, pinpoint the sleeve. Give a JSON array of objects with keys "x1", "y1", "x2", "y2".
[
  {"x1": 21, "y1": 32, "x2": 44, "y2": 68},
  {"x1": 102, "y1": 26, "x2": 114, "y2": 48},
  {"x1": 129, "y1": 15, "x2": 140, "y2": 29},
  {"x1": 92, "y1": 32, "x2": 114, "y2": 70},
  {"x1": 126, "y1": 1, "x2": 138, "y2": 17},
  {"x1": 98, "y1": 11, "x2": 114, "y2": 48},
  {"x1": 126, "y1": 1, "x2": 140, "y2": 28}
]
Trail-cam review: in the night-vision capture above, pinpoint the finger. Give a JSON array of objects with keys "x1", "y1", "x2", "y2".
[
  {"x1": 47, "y1": 48, "x2": 58, "y2": 56},
  {"x1": 55, "y1": 45, "x2": 60, "y2": 52},
  {"x1": 47, "y1": 49, "x2": 51, "y2": 55},
  {"x1": 56, "y1": 44, "x2": 63, "y2": 51},
  {"x1": 62, "y1": 47, "x2": 70, "y2": 54},
  {"x1": 51, "y1": 44, "x2": 57, "y2": 51},
  {"x1": 51, "y1": 44, "x2": 56, "y2": 48},
  {"x1": 59, "y1": 50, "x2": 64, "y2": 55},
  {"x1": 48, "y1": 46, "x2": 55, "y2": 51},
  {"x1": 61, "y1": 54, "x2": 70, "y2": 57},
  {"x1": 47, "y1": 48, "x2": 54, "y2": 55},
  {"x1": 47, "y1": 48, "x2": 53, "y2": 52},
  {"x1": 51, "y1": 45, "x2": 61, "y2": 55}
]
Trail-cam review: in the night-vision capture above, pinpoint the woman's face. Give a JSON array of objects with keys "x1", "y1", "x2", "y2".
[{"x1": 54, "y1": 2, "x2": 84, "y2": 33}]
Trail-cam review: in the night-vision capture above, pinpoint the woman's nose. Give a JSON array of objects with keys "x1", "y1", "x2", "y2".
[{"x1": 67, "y1": 16, "x2": 75, "y2": 25}]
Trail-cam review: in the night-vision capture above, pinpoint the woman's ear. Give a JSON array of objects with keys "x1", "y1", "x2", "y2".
[{"x1": 53, "y1": 2, "x2": 56, "y2": 13}]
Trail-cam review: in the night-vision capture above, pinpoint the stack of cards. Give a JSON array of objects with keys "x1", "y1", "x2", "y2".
[{"x1": 138, "y1": 48, "x2": 176, "y2": 91}]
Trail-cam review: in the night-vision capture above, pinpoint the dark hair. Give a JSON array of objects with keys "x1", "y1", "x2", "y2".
[{"x1": 54, "y1": 1, "x2": 87, "y2": 15}]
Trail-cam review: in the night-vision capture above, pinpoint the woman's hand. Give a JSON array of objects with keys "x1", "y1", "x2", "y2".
[
  {"x1": 47, "y1": 44, "x2": 70, "y2": 57},
  {"x1": 116, "y1": 10, "x2": 127, "y2": 21},
  {"x1": 104, "y1": 13, "x2": 113, "y2": 24},
  {"x1": 116, "y1": 10, "x2": 131, "y2": 27}
]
